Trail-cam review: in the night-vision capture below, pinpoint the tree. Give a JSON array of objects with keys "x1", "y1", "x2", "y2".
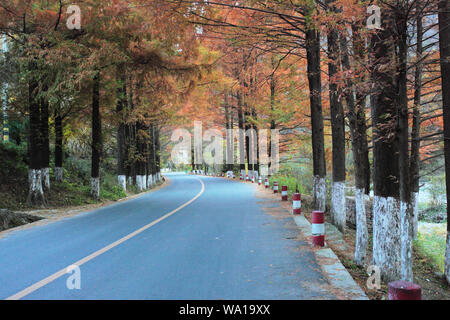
[
  {"x1": 438, "y1": 0, "x2": 450, "y2": 284},
  {"x1": 305, "y1": 3, "x2": 326, "y2": 212},
  {"x1": 370, "y1": 4, "x2": 402, "y2": 282},
  {"x1": 90, "y1": 72, "x2": 101, "y2": 199},
  {"x1": 326, "y1": 0, "x2": 346, "y2": 232}
]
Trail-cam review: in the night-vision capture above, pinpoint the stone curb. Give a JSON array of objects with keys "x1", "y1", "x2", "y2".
[{"x1": 292, "y1": 213, "x2": 368, "y2": 300}]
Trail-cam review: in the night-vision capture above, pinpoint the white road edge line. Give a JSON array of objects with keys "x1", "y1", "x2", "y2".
[{"x1": 6, "y1": 177, "x2": 205, "y2": 300}]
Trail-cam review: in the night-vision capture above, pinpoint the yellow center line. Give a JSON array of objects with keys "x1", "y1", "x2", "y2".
[{"x1": 6, "y1": 177, "x2": 205, "y2": 300}]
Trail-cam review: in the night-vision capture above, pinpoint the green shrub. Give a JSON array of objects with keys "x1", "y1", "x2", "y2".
[
  {"x1": 0, "y1": 141, "x2": 28, "y2": 182},
  {"x1": 415, "y1": 222, "x2": 447, "y2": 273},
  {"x1": 269, "y1": 175, "x2": 308, "y2": 197},
  {"x1": 428, "y1": 174, "x2": 446, "y2": 206}
]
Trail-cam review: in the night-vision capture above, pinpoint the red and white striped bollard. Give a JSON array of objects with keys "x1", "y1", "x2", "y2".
[
  {"x1": 258, "y1": 176, "x2": 262, "y2": 185},
  {"x1": 281, "y1": 185, "x2": 288, "y2": 201},
  {"x1": 293, "y1": 193, "x2": 301, "y2": 215},
  {"x1": 265, "y1": 178, "x2": 269, "y2": 189},
  {"x1": 312, "y1": 211, "x2": 325, "y2": 247},
  {"x1": 273, "y1": 181, "x2": 278, "y2": 193}
]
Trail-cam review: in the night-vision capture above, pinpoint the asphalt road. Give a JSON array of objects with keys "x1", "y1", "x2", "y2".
[{"x1": 0, "y1": 173, "x2": 335, "y2": 299}]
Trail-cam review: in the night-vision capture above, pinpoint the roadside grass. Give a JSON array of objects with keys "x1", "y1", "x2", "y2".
[
  {"x1": 414, "y1": 222, "x2": 447, "y2": 273},
  {"x1": 268, "y1": 175, "x2": 308, "y2": 197}
]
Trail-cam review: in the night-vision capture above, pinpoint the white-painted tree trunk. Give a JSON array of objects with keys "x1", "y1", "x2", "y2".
[
  {"x1": 55, "y1": 167, "x2": 63, "y2": 182},
  {"x1": 400, "y1": 201, "x2": 413, "y2": 281},
  {"x1": 27, "y1": 169, "x2": 44, "y2": 204},
  {"x1": 136, "y1": 175, "x2": 145, "y2": 191},
  {"x1": 411, "y1": 191, "x2": 419, "y2": 240},
  {"x1": 91, "y1": 177, "x2": 100, "y2": 199},
  {"x1": 148, "y1": 174, "x2": 153, "y2": 187},
  {"x1": 331, "y1": 181, "x2": 346, "y2": 232},
  {"x1": 118, "y1": 175, "x2": 126, "y2": 191},
  {"x1": 354, "y1": 188, "x2": 368, "y2": 266},
  {"x1": 128, "y1": 176, "x2": 132, "y2": 185},
  {"x1": 373, "y1": 196, "x2": 402, "y2": 281},
  {"x1": 445, "y1": 232, "x2": 450, "y2": 284},
  {"x1": 42, "y1": 167, "x2": 50, "y2": 190},
  {"x1": 313, "y1": 175, "x2": 326, "y2": 212}
]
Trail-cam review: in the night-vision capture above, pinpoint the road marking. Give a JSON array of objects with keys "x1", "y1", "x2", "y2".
[{"x1": 6, "y1": 177, "x2": 205, "y2": 300}]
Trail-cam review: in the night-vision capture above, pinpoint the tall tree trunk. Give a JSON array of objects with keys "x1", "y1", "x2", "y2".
[
  {"x1": 327, "y1": 2, "x2": 346, "y2": 232},
  {"x1": 370, "y1": 9, "x2": 401, "y2": 281},
  {"x1": 40, "y1": 90, "x2": 50, "y2": 191},
  {"x1": 351, "y1": 23, "x2": 371, "y2": 196},
  {"x1": 306, "y1": 24, "x2": 326, "y2": 211},
  {"x1": 244, "y1": 110, "x2": 251, "y2": 178},
  {"x1": 135, "y1": 122, "x2": 149, "y2": 191},
  {"x1": 410, "y1": 10, "x2": 423, "y2": 241},
  {"x1": 237, "y1": 94, "x2": 245, "y2": 177},
  {"x1": 125, "y1": 122, "x2": 135, "y2": 185},
  {"x1": 148, "y1": 123, "x2": 156, "y2": 186},
  {"x1": 1, "y1": 35, "x2": 8, "y2": 143},
  {"x1": 127, "y1": 75, "x2": 136, "y2": 186},
  {"x1": 224, "y1": 95, "x2": 234, "y2": 171},
  {"x1": 340, "y1": 32, "x2": 368, "y2": 266},
  {"x1": 269, "y1": 66, "x2": 276, "y2": 177},
  {"x1": 27, "y1": 62, "x2": 45, "y2": 206},
  {"x1": 91, "y1": 73, "x2": 101, "y2": 199},
  {"x1": 190, "y1": 143, "x2": 195, "y2": 173},
  {"x1": 117, "y1": 69, "x2": 128, "y2": 191},
  {"x1": 252, "y1": 109, "x2": 259, "y2": 176},
  {"x1": 438, "y1": 0, "x2": 450, "y2": 284},
  {"x1": 396, "y1": 8, "x2": 413, "y2": 281},
  {"x1": 155, "y1": 125, "x2": 161, "y2": 182},
  {"x1": 54, "y1": 112, "x2": 63, "y2": 182}
]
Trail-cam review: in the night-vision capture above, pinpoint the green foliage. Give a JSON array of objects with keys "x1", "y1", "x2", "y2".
[
  {"x1": 99, "y1": 170, "x2": 127, "y2": 200},
  {"x1": 269, "y1": 174, "x2": 307, "y2": 197},
  {"x1": 0, "y1": 141, "x2": 28, "y2": 182},
  {"x1": 419, "y1": 204, "x2": 447, "y2": 223},
  {"x1": 414, "y1": 223, "x2": 447, "y2": 273},
  {"x1": 268, "y1": 162, "x2": 312, "y2": 197},
  {"x1": 8, "y1": 119, "x2": 28, "y2": 146},
  {"x1": 427, "y1": 174, "x2": 446, "y2": 206},
  {"x1": 64, "y1": 157, "x2": 91, "y2": 185}
]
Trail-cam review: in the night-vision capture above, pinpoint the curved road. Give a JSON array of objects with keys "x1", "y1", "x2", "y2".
[{"x1": 0, "y1": 173, "x2": 335, "y2": 299}]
